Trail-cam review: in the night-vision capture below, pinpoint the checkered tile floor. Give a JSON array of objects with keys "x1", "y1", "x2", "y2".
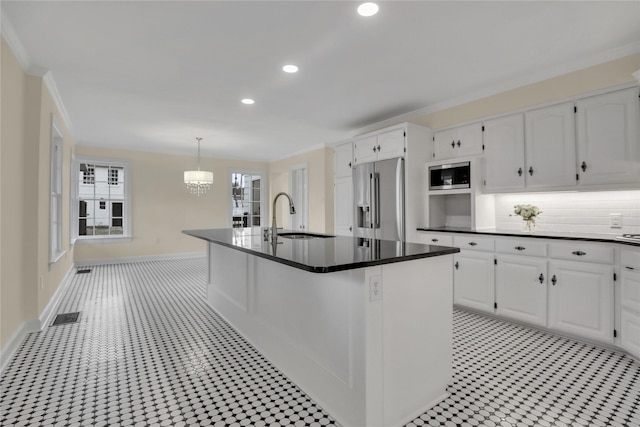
[{"x1": 1, "y1": 258, "x2": 639, "y2": 426}]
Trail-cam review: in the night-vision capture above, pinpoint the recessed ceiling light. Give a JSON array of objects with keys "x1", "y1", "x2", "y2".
[
  {"x1": 282, "y1": 64, "x2": 299, "y2": 73},
  {"x1": 357, "y1": 2, "x2": 379, "y2": 17},
  {"x1": 241, "y1": 98, "x2": 255, "y2": 105}
]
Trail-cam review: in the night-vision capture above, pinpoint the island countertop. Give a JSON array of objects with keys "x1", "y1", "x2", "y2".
[{"x1": 184, "y1": 228, "x2": 459, "y2": 273}]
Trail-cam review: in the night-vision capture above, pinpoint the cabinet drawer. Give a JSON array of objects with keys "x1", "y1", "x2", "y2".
[
  {"x1": 495, "y1": 238, "x2": 547, "y2": 257},
  {"x1": 418, "y1": 232, "x2": 454, "y2": 247},
  {"x1": 453, "y1": 235, "x2": 494, "y2": 252},
  {"x1": 548, "y1": 242, "x2": 614, "y2": 264},
  {"x1": 621, "y1": 248, "x2": 640, "y2": 269}
]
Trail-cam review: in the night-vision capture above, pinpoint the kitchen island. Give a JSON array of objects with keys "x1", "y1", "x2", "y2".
[{"x1": 184, "y1": 228, "x2": 459, "y2": 427}]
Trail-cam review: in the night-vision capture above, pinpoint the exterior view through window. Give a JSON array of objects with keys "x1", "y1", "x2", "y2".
[
  {"x1": 231, "y1": 173, "x2": 262, "y2": 228},
  {"x1": 78, "y1": 163, "x2": 125, "y2": 236}
]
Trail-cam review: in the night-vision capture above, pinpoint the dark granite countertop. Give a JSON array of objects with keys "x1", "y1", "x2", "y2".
[
  {"x1": 416, "y1": 226, "x2": 639, "y2": 246},
  {"x1": 184, "y1": 228, "x2": 459, "y2": 273}
]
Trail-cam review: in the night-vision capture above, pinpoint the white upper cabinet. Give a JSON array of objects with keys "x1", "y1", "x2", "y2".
[
  {"x1": 353, "y1": 135, "x2": 378, "y2": 165},
  {"x1": 576, "y1": 88, "x2": 640, "y2": 186},
  {"x1": 353, "y1": 128, "x2": 405, "y2": 165},
  {"x1": 376, "y1": 127, "x2": 406, "y2": 161},
  {"x1": 433, "y1": 123, "x2": 483, "y2": 161},
  {"x1": 334, "y1": 142, "x2": 353, "y2": 178},
  {"x1": 482, "y1": 114, "x2": 525, "y2": 192},
  {"x1": 524, "y1": 102, "x2": 577, "y2": 189}
]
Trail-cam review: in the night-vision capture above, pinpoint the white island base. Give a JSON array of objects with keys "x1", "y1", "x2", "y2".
[{"x1": 206, "y1": 242, "x2": 453, "y2": 427}]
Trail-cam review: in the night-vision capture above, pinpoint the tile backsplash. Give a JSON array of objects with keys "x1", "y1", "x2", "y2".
[{"x1": 494, "y1": 190, "x2": 640, "y2": 235}]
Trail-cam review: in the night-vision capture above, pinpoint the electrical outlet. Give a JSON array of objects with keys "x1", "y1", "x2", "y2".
[
  {"x1": 610, "y1": 213, "x2": 622, "y2": 228},
  {"x1": 369, "y1": 276, "x2": 382, "y2": 302}
]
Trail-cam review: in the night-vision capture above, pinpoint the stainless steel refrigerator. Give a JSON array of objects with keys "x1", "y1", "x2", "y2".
[{"x1": 353, "y1": 157, "x2": 405, "y2": 242}]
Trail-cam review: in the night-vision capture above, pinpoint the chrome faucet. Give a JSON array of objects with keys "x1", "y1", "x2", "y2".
[{"x1": 272, "y1": 192, "x2": 296, "y2": 241}]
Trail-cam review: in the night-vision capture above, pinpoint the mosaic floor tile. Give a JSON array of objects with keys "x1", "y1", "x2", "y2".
[{"x1": 1, "y1": 258, "x2": 639, "y2": 427}]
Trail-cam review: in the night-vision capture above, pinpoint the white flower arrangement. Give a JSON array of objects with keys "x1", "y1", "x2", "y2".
[{"x1": 511, "y1": 204, "x2": 543, "y2": 222}]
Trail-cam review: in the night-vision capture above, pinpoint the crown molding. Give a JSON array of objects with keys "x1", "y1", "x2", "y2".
[
  {"x1": 1, "y1": 13, "x2": 74, "y2": 136},
  {"x1": 1, "y1": 10, "x2": 31, "y2": 71},
  {"x1": 43, "y1": 71, "x2": 73, "y2": 134},
  {"x1": 355, "y1": 41, "x2": 640, "y2": 136}
]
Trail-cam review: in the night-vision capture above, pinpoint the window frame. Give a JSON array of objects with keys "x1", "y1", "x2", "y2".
[
  {"x1": 229, "y1": 169, "x2": 267, "y2": 229},
  {"x1": 49, "y1": 115, "x2": 65, "y2": 266},
  {"x1": 71, "y1": 156, "x2": 132, "y2": 243}
]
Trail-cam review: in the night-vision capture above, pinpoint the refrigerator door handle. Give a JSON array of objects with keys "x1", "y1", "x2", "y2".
[
  {"x1": 396, "y1": 161, "x2": 403, "y2": 241},
  {"x1": 369, "y1": 173, "x2": 376, "y2": 229},
  {"x1": 374, "y1": 173, "x2": 380, "y2": 229}
]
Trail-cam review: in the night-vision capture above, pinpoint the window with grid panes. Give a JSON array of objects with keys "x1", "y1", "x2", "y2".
[{"x1": 76, "y1": 160, "x2": 129, "y2": 239}]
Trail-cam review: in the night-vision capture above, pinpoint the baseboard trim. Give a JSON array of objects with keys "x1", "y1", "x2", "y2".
[
  {"x1": 39, "y1": 263, "x2": 76, "y2": 329},
  {"x1": 1, "y1": 263, "x2": 77, "y2": 374},
  {"x1": 75, "y1": 252, "x2": 206, "y2": 266},
  {"x1": 0, "y1": 318, "x2": 40, "y2": 373}
]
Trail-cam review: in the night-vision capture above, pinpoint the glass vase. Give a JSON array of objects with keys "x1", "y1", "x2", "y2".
[{"x1": 522, "y1": 219, "x2": 536, "y2": 233}]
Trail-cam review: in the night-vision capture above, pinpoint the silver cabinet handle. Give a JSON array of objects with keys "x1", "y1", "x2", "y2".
[
  {"x1": 626, "y1": 266, "x2": 635, "y2": 270},
  {"x1": 454, "y1": 261, "x2": 459, "y2": 270},
  {"x1": 571, "y1": 251, "x2": 586, "y2": 256},
  {"x1": 529, "y1": 166, "x2": 534, "y2": 176},
  {"x1": 451, "y1": 140, "x2": 455, "y2": 148},
  {"x1": 431, "y1": 238, "x2": 439, "y2": 242},
  {"x1": 468, "y1": 242, "x2": 478, "y2": 246},
  {"x1": 456, "y1": 140, "x2": 461, "y2": 147},
  {"x1": 581, "y1": 161, "x2": 587, "y2": 172},
  {"x1": 517, "y1": 167, "x2": 523, "y2": 177},
  {"x1": 551, "y1": 275, "x2": 557, "y2": 286},
  {"x1": 349, "y1": 226, "x2": 352, "y2": 232},
  {"x1": 539, "y1": 273, "x2": 544, "y2": 284},
  {"x1": 515, "y1": 246, "x2": 526, "y2": 251}
]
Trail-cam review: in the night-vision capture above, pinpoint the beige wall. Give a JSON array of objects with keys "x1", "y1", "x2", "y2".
[
  {"x1": 268, "y1": 147, "x2": 334, "y2": 233},
  {"x1": 1, "y1": 36, "x2": 76, "y2": 350},
  {"x1": 412, "y1": 53, "x2": 640, "y2": 130},
  {"x1": 73, "y1": 146, "x2": 267, "y2": 263}
]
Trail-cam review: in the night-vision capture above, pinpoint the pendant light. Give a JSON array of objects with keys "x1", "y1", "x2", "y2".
[{"x1": 184, "y1": 137, "x2": 213, "y2": 196}]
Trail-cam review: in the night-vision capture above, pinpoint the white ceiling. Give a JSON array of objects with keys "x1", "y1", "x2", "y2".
[{"x1": 2, "y1": 1, "x2": 639, "y2": 162}]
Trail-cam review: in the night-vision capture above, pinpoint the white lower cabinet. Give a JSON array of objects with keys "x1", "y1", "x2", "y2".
[
  {"x1": 621, "y1": 310, "x2": 640, "y2": 359},
  {"x1": 453, "y1": 251, "x2": 495, "y2": 314},
  {"x1": 548, "y1": 260, "x2": 614, "y2": 344},
  {"x1": 621, "y1": 248, "x2": 640, "y2": 359},
  {"x1": 495, "y1": 255, "x2": 547, "y2": 327}
]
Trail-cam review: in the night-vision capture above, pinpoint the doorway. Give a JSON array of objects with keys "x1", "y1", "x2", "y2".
[
  {"x1": 289, "y1": 164, "x2": 308, "y2": 231},
  {"x1": 230, "y1": 171, "x2": 266, "y2": 230}
]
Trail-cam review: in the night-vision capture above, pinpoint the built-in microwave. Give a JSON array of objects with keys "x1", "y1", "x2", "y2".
[{"x1": 429, "y1": 161, "x2": 471, "y2": 190}]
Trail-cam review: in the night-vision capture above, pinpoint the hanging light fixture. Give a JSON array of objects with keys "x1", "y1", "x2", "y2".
[{"x1": 184, "y1": 137, "x2": 213, "y2": 196}]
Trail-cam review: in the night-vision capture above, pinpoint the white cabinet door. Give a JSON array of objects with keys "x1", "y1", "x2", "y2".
[
  {"x1": 433, "y1": 124, "x2": 482, "y2": 160},
  {"x1": 353, "y1": 135, "x2": 377, "y2": 165},
  {"x1": 455, "y1": 123, "x2": 483, "y2": 158},
  {"x1": 525, "y1": 102, "x2": 577, "y2": 189},
  {"x1": 376, "y1": 127, "x2": 405, "y2": 161},
  {"x1": 621, "y1": 310, "x2": 640, "y2": 360},
  {"x1": 334, "y1": 142, "x2": 353, "y2": 178},
  {"x1": 453, "y1": 251, "x2": 495, "y2": 314},
  {"x1": 576, "y1": 88, "x2": 640, "y2": 185},
  {"x1": 495, "y1": 255, "x2": 547, "y2": 327},
  {"x1": 621, "y1": 266, "x2": 640, "y2": 359},
  {"x1": 483, "y1": 114, "x2": 525, "y2": 192},
  {"x1": 433, "y1": 128, "x2": 457, "y2": 160},
  {"x1": 548, "y1": 260, "x2": 614, "y2": 343},
  {"x1": 334, "y1": 176, "x2": 353, "y2": 236}
]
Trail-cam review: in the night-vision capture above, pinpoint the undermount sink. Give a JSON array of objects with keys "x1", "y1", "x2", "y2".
[{"x1": 278, "y1": 232, "x2": 335, "y2": 239}]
